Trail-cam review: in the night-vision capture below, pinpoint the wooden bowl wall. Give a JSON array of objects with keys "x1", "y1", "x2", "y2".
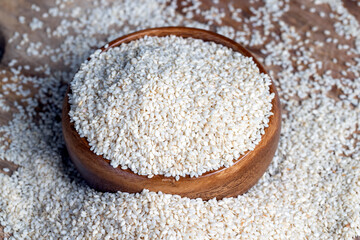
[{"x1": 62, "y1": 27, "x2": 281, "y2": 201}]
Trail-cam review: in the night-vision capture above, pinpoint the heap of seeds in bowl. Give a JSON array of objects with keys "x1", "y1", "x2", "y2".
[{"x1": 69, "y1": 35, "x2": 274, "y2": 179}]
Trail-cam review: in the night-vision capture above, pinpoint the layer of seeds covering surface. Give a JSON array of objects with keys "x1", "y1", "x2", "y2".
[
  {"x1": 69, "y1": 36, "x2": 274, "y2": 178},
  {"x1": 0, "y1": 0, "x2": 359, "y2": 239}
]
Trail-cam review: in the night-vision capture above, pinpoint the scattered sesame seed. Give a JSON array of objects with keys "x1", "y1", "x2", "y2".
[
  {"x1": 18, "y1": 16, "x2": 25, "y2": 24},
  {"x1": 0, "y1": 0, "x2": 359, "y2": 239},
  {"x1": 31, "y1": 4, "x2": 41, "y2": 12},
  {"x1": 29, "y1": 18, "x2": 44, "y2": 31},
  {"x1": 319, "y1": 11, "x2": 326, "y2": 18}
]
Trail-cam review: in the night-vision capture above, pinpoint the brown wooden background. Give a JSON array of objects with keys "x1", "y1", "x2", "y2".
[{"x1": 0, "y1": 0, "x2": 359, "y2": 239}]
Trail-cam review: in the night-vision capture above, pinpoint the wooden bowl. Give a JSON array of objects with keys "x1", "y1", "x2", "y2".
[{"x1": 62, "y1": 27, "x2": 281, "y2": 201}]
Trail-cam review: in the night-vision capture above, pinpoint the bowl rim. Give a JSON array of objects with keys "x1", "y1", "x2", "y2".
[{"x1": 62, "y1": 27, "x2": 281, "y2": 199}]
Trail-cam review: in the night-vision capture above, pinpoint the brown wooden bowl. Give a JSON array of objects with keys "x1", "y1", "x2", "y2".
[{"x1": 62, "y1": 27, "x2": 281, "y2": 201}]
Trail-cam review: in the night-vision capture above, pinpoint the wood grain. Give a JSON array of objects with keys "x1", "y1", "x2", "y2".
[
  {"x1": 0, "y1": 29, "x2": 4, "y2": 62},
  {"x1": 62, "y1": 27, "x2": 281, "y2": 201},
  {"x1": 0, "y1": 0, "x2": 359, "y2": 238},
  {"x1": 0, "y1": 159, "x2": 18, "y2": 177},
  {"x1": 0, "y1": 226, "x2": 10, "y2": 239}
]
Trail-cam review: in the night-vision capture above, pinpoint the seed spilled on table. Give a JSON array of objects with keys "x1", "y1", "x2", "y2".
[{"x1": 0, "y1": 0, "x2": 359, "y2": 239}]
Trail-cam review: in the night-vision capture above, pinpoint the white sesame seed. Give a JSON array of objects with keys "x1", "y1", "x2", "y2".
[
  {"x1": 18, "y1": 16, "x2": 26, "y2": 24},
  {"x1": 0, "y1": 0, "x2": 359, "y2": 239},
  {"x1": 69, "y1": 36, "x2": 274, "y2": 178}
]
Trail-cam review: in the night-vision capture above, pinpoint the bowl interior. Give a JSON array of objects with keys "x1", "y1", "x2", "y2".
[
  {"x1": 95, "y1": 27, "x2": 276, "y2": 177},
  {"x1": 63, "y1": 27, "x2": 281, "y2": 200}
]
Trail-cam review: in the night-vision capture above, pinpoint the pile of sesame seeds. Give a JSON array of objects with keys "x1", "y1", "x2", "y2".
[
  {"x1": 0, "y1": 0, "x2": 359, "y2": 239},
  {"x1": 69, "y1": 36, "x2": 274, "y2": 178}
]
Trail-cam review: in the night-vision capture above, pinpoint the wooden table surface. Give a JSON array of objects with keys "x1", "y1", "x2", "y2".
[{"x1": 0, "y1": 0, "x2": 359, "y2": 239}]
